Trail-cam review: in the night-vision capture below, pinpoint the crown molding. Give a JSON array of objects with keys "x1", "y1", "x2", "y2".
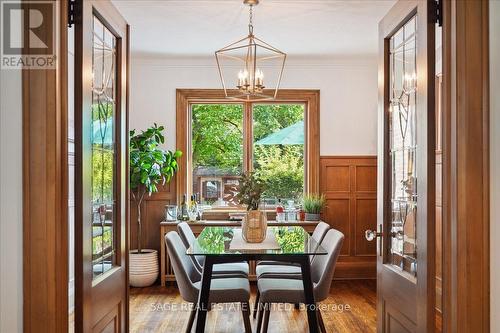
[{"x1": 131, "y1": 54, "x2": 377, "y2": 69}]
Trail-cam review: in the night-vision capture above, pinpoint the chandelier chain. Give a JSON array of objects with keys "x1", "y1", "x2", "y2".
[{"x1": 248, "y1": 5, "x2": 254, "y2": 35}]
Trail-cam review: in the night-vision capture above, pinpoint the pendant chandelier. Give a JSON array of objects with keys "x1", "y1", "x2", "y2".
[{"x1": 215, "y1": 0, "x2": 286, "y2": 101}]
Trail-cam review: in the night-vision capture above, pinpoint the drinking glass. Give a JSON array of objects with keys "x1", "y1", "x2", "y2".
[{"x1": 188, "y1": 206, "x2": 198, "y2": 222}]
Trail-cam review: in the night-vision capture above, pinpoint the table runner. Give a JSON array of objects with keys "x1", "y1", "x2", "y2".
[{"x1": 229, "y1": 228, "x2": 281, "y2": 251}]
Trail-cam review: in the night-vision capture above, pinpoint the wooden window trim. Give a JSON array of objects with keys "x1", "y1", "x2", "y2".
[{"x1": 175, "y1": 89, "x2": 320, "y2": 204}]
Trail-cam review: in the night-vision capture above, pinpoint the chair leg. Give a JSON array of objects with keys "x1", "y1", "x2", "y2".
[
  {"x1": 185, "y1": 306, "x2": 196, "y2": 333},
  {"x1": 253, "y1": 290, "x2": 260, "y2": 318},
  {"x1": 317, "y1": 309, "x2": 327, "y2": 333},
  {"x1": 262, "y1": 303, "x2": 271, "y2": 333},
  {"x1": 241, "y1": 302, "x2": 252, "y2": 333},
  {"x1": 256, "y1": 303, "x2": 264, "y2": 333}
]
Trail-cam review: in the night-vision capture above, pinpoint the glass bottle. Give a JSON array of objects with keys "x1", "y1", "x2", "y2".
[
  {"x1": 276, "y1": 199, "x2": 285, "y2": 223},
  {"x1": 179, "y1": 194, "x2": 189, "y2": 221},
  {"x1": 188, "y1": 195, "x2": 198, "y2": 221},
  {"x1": 195, "y1": 193, "x2": 202, "y2": 221}
]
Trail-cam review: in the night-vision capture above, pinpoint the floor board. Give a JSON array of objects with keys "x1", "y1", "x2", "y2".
[{"x1": 130, "y1": 280, "x2": 376, "y2": 333}]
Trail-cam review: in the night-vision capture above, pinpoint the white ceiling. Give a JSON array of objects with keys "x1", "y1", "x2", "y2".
[{"x1": 112, "y1": 0, "x2": 395, "y2": 57}]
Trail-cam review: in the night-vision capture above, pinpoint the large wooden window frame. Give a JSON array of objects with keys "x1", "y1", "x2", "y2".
[{"x1": 176, "y1": 89, "x2": 320, "y2": 208}]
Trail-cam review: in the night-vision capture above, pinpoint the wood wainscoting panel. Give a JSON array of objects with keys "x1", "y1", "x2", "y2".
[
  {"x1": 323, "y1": 198, "x2": 351, "y2": 256},
  {"x1": 320, "y1": 156, "x2": 377, "y2": 279},
  {"x1": 324, "y1": 165, "x2": 351, "y2": 192},
  {"x1": 355, "y1": 198, "x2": 377, "y2": 256},
  {"x1": 355, "y1": 165, "x2": 377, "y2": 192},
  {"x1": 130, "y1": 179, "x2": 176, "y2": 253}
]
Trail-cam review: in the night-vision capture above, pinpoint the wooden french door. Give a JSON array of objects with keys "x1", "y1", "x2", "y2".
[
  {"x1": 369, "y1": 0, "x2": 436, "y2": 332},
  {"x1": 75, "y1": 0, "x2": 129, "y2": 332}
]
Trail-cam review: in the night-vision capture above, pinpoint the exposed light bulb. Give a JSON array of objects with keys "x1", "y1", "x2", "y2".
[
  {"x1": 238, "y1": 69, "x2": 249, "y2": 87},
  {"x1": 255, "y1": 69, "x2": 264, "y2": 87}
]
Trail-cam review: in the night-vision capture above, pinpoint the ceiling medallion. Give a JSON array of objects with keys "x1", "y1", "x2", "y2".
[{"x1": 215, "y1": 0, "x2": 286, "y2": 101}]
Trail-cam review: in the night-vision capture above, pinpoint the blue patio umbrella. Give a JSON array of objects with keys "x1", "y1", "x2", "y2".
[{"x1": 255, "y1": 120, "x2": 304, "y2": 145}]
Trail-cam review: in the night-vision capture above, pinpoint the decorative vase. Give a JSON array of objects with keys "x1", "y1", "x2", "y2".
[
  {"x1": 129, "y1": 249, "x2": 159, "y2": 287},
  {"x1": 242, "y1": 210, "x2": 267, "y2": 243},
  {"x1": 305, "y1": 213, "x2": 321, "y2": 221}
]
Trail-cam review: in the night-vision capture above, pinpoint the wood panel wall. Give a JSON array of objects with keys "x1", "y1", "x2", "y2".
[
  {"x1": 320, "y1": 156, "x2": 377, "y2": 279},
  {"x1": 130, "y1": 179, "x2": 176, "y2": 253}
]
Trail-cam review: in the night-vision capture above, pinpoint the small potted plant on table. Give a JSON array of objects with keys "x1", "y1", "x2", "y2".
[
  {"x1": 302, "y1": 194, "x2": 326, "y2": 221},
  {"x1": 236, "y1": 172, "x2": 267, "y2": 243},
  {"x1": 130, "y1": 124, "x2": 182, "y2": 287}
]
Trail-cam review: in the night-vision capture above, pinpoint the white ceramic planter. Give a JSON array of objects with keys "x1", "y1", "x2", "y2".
[{"x1": 129, "y1": 249, "x2": 158, "y2": 287}]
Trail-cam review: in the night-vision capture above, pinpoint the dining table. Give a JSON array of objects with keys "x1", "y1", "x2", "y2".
[{"x1": 187, "y1": 225, "x2": 327, "y2": 333}]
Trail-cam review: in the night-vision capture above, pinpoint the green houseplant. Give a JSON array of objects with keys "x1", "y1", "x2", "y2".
[
  {"x1": 129, "y1": 124, "x2": 181, "y2": 287},
  {"x1": 236, "y1": 173, "x2": 267, "y2": 243},
  {"x1": 236, "y1": 172, "x2": 264, "y2": 211},
  {"x1": 302, "y1": 194, "x2": 326, "y2": 221}
]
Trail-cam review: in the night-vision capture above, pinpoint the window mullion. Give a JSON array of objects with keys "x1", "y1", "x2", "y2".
[{"x1": 243, "y1": 101, "x2": 253, "y2": 174}]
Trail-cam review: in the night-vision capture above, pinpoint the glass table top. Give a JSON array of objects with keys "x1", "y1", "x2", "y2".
[{"x1": 187, "y1": 226, "x2": 327, "y2": 256}]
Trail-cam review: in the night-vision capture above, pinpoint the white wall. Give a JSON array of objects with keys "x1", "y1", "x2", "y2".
[
  {"x1": 0, "y1": 68, "x2": 23, "y2": 332},
  {"x1": 130, "y1": 55, "x2": 379, "y2": 155},
  {"x1": 490, "y1": 1, "x2": 499, "y2": 331}
]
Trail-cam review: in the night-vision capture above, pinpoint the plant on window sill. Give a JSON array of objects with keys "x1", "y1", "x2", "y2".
[{"x1": 302, "y1": 194, "x2": 326, "y2": 221}]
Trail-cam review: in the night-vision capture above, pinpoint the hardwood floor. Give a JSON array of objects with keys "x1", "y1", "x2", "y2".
[{"x1": 130, "y1": 280, "x2": 376, "y2": 333}]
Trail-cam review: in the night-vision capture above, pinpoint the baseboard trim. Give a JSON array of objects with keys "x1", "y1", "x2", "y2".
[{"x1": 334, "y1": 261, "x2": 376, "y2": 279}]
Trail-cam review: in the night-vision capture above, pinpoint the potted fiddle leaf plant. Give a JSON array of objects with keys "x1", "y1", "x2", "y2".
[
  {"x1": 236, "y1": 172, "x2": 267, "y2": 243},
  {"x1": 130, "y1": 124, "x2": 182, "y2": 287},
  {"x1": 302, "y1": 194, "x2": 326, "y2": 221}
]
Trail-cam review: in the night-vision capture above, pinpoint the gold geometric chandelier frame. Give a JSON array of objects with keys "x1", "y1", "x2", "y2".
[{"x1": 215, "y1": 0, "x2": 286, "y2": 102}]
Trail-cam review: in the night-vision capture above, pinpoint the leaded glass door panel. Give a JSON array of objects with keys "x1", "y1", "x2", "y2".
[
  {"x1": 92, "y1": 14, "x2": 117, "y2": 279},
  {"x1": 75, "y1": 1, "x2": 129, "y2": 331},
  {"x1": 370, "y1": 1, "x2": 436, "y2": 332}
]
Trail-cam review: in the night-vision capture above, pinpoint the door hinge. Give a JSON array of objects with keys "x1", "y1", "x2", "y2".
[
  {"x1": 68, "y1": 0, "x2": 79, "y2": 28},
  {"x1": 433, "y1": 0, "x2": 443, "y2": 27}
]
